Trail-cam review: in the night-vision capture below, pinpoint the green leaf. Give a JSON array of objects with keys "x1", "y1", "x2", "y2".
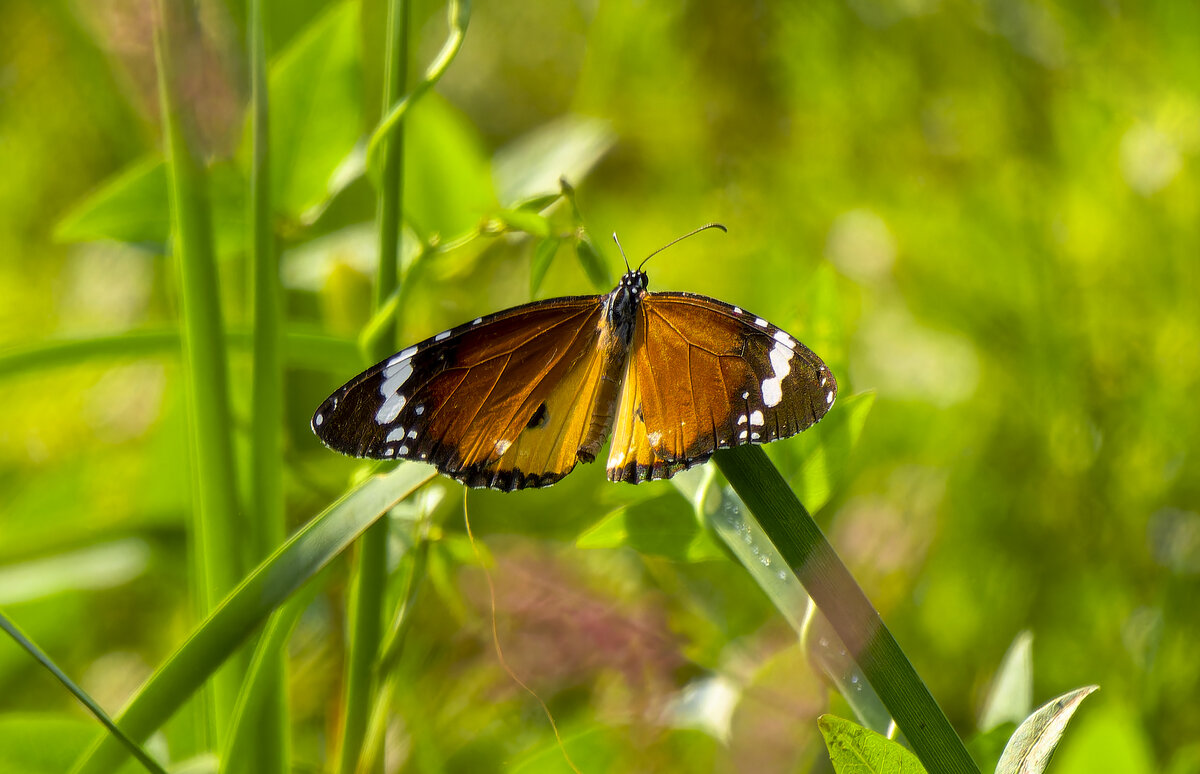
[
  {"x1": 267, "y1": 1, "x2": 363, "y2": 219},
  {"x1": 778, "y1": 391, "x2": 875, "y2": 513},
  {"x1": 577, "y1": 491, "x2": 727, "y2": 562},
  {"x1": 493, "y1": 115, "x2": 615, "y2": 207},
  {"x1": 819, "y1": 714, "x2": 928, "y2": 774},
  {"x1": 529, "y1": 237, "x2": 562, "y2": 297},
  {"x1": 70, "y1": 465, "x2": 435, "y2": 774},
  {"x1": 979, "y1": 631, "x2": 1034, "y2": 732},
  {"x1": 54, "y1": 158, "x2": 169, "y2": 249},
  {"x1": 54, "y1": 159, "x2": 245, "y2": 255},
  {"x1": 575, "y1": 236, "x2": 613, "y2": 291},
  {"x1": 996, "y1": 686, "x2": 1099, "y2": 774},
  {"x1": 402, "y1": 94, "x2": 497, "y2": 241},
  {"x1": 495, "y1": 208, "x2": 551, "y2": 239}
]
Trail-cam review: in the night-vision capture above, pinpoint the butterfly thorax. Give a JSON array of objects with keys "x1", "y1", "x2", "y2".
[{"x1": 604, "y1": 270, "x2": 648, "y2": 346}]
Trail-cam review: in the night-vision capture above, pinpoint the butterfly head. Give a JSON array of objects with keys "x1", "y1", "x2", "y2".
[{"x1": 620, "y1": 269, "x2": 649, "y2": 295}]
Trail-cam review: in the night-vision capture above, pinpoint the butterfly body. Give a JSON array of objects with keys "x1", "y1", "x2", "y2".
[{"x1": 313, "y1": 268, "x2": 836, "y2": 491}]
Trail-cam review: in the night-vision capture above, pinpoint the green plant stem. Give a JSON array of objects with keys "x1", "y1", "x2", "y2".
[
  {"x1": 241, "y1": 0, "x2": 288, "y2": 771},
  {"x1": 339, "y1": 0, "x2": 409, "y2": 772},
  {"x1": 154, "y1": 0, "x2": 243, "y2": 744},
  {"x1": 713, "y1": 445, "x2": 979, "y2": 774}
]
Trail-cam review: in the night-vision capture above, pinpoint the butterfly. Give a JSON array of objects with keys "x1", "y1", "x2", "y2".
[{"x1": 311, "y1": 225, "x2": 836, "y2": 491}]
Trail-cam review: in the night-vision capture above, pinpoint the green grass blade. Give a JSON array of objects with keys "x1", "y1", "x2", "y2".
[
  {"x1": 364, "y1": 0, "x2": 470, "y2": 184},
  {"x1": 154, "y1": 0, "x2": 244, "y2": 738},
  {"x1": 240, "y1": 0, "x2": 288, "y2": 771},
  {"x1": 69, "y1": 465, "x2": 436, "y2": 774},
  {"x1": 713, "y1": 445, "x2": 979, "y2": 774},
  {"x1": 337, "y1": 0, "x2": 412, "y2": 770},
  {"x1": 0, "y1": 613, "x2": 168, "y2": 774},
  {"x1": 220, "y1": 591, "x2": 315, "y2": 774}
]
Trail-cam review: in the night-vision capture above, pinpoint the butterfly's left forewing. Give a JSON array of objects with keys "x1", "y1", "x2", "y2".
[
  {"x1": 313, "y1": 296, "x2": 622, "y2": 490},
  {"x1": 606, "y1": 292, "x2": 836, "y2": 483}
]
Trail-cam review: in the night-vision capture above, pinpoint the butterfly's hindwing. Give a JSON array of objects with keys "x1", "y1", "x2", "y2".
[{"x1": 606, "y1": 292, "x2": 836, "y2": 484}]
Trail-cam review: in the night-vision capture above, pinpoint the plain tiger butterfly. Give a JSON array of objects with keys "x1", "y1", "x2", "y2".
[{"x1": 311, "y1": 225, "x2": 836, "y2": 491}]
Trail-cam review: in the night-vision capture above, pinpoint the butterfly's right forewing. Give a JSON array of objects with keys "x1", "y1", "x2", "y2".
[{"x1": 606, "y1": 292, "x2": 835, "y2": 483}]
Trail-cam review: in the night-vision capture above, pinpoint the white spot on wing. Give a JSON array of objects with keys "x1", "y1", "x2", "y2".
[
  {"x1": 314, "y1": 412, "x2": 324, "y2": 427},
  {"x1": 399, "y1": 445, "x2": 409, "y2": 455},
  {"x1": 773, "y1": 329, "x2": 795, "y2": 347},
  {"x1": 415, "y1": 405, "x2": 425, "y2": 415},
  {"x1": 435, "y1": 330, "x2": 451, "y2": 342},
  {"x1": 741, "y1": 391, "x2": 749, "y2": 399},
  {"x1": 390, "y1": 346, "x2": 417, "y2": 366},
  {"x1": 751, "y1": 431, "x2": 761, "y2": 440},
  {"x1": 376, "y1": 393, "x2": 406, "y2": 424},
  {"x1": 733, "y1": 307, "x2": 742, "y2": 315},
  {"x1": 495, "y1": 439, "x2": 512, "y2": 455},
  {"x1": 738, "y1": 430, "x2": 749, "y2": 441},
  {"x1": 754, "y1": 317, "x2": 768, "y2": 328},
  {"x1": 383, "y1": 447, "x2": 395, "y2": 457},
  {"x1": 407, "y1": 429, "x2": 418, "y2": 439},
  {"x1": 381, "y1": 356, "x2": 413, "y2": 399},
  {"x1": 737, "y1": 414, "x2": 748, "y2": 425},
  {"x1": 749, "y1": 410, "x2": 764, "y2": 426},
  {"x1": 760, "y1": 338, "x2": 794, "y2": 408},
  {"x1": 386, "y1": 426, "x2": 406, "y2": 443},
  {"x1": 826, "y1": 390, "x2": 834, "y2": 404},
  {"x1": 472, "y1": 317, "x2": 483, "y2": 325}
]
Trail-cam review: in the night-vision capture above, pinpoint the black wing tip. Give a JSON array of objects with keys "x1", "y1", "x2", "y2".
[
  {"x1": 607, "y1": 456, "x2": 706, "y2": 484},
  {"x1": 453, "y1": 464, "x2": 569, "y2": 492}
]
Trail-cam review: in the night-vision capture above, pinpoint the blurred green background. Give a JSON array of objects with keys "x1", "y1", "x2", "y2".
[{"x1": 2, "y1": 0, "x2": 1198, "y2": 771}]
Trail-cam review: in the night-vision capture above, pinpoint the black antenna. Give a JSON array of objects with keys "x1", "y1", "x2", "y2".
[
  {"x1": 612, "y1": 232, "x2": 632, "y2": 272},
  {"x1": 637, "y1": 223, "x2": 727, "y2": 272}
]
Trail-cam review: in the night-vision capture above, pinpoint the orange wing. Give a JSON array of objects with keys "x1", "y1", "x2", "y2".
[
  {"x1": 606, "y1": 293, "x2": 836, "y2": 483},
  {"x1": 313, "y1": 295, "x2": 626, "y2": 490}
]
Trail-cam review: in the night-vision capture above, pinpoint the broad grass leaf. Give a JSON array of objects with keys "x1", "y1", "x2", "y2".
[{"x1": 819, "y1": 714, "x2": 927, "y2": 773}]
